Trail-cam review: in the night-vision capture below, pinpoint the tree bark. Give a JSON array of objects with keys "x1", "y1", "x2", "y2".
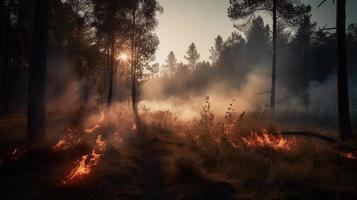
[
  {"x1": 336, "y1": 0, "x2": 353, "y2": 140},
  {"x1": 27, "y1": 0, "x2": 49, "y2": 144},
  {"x1": 131, "y1": 3, "x2": 138, "y2": 117},
  {"x1": 271, "y1": 0, "x2": 277, "y2": 117},
  {"x1": 2, "y1": 0, "x2": 12, "y2": 114},
  {"x1": 107, "y1": 35, "x2": 115, "y2": 107}
]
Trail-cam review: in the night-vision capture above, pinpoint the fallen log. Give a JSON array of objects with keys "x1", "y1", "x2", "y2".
[{"x1": 280, "y1": 130, "x2": 338, "y2": 143}]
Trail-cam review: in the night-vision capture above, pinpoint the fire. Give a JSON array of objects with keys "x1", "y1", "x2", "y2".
[
  {"x1": 131, "y1": 123, "x2": 137, "y2": 131},
  {"x1": 84, "y1": 124, "x2": 100, "y2": 134},
  {"x1": 242, "y1": 129, "x2": 295, "y2": 150},
  {"x1": 53, "y1": 128, "x2": 82, "y2": 151},
  {"x1": 63, "y1": 150, "x2": 101, "y2": 184},
  {"x1": 341, "y1": 152, "x2": 357, "y2": 160},
  {"x1": 53, "y1": 138, "x2": 66, "y2": 150},
  {"x1": 84, "y1": 112, "x2": 105, "y2": 134},
  {"x1": 62, "y1": 134, "x2": 107, "y2": 184}
]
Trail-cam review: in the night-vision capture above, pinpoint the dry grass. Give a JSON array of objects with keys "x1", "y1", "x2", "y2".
[
  {"x1": 0, "y1": 102, "x2": 357, "y2": 199},
  {"x1": 139, "y1": 99, "x2": 357, "y2": 199}
]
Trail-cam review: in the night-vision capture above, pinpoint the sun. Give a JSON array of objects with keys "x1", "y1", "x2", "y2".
[{"x1": 117, "y1": 53, "x2": 129, "y2": 61}]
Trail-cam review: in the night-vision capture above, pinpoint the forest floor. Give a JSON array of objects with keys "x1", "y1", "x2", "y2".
[{"x1": 0, "y1": 111, "x2": 357, "y2": 200}]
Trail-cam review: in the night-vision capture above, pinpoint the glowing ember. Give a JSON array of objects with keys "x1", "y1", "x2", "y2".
[
  {"x1": 53, "y1": 128, "x2": 82, "y2": 151},
  {"x1": 53, "y1": 138, "x2": 66, "y2": 150},
  {"x1": 84, "y1": 112, "x2": 105, "y2": 134},
  {"x1": 131, "y1": 123, "x2": 137, "y2": 131},
  {"x1": 8, "y1": 148, "x2": 26, "y2": 160},
  {"x1": 84, "y1": 124, "x2": 100, "y2": 134},
  {"x1": 341, "y1": 152, "x2": 357, "y2": 160},
  {"x1": 242, "y1": 129, "x2": 294, "y2": 150}
]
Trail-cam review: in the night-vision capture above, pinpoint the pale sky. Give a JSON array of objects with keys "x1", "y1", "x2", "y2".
[{"x1": 155, "y1": 0, "x2": 357, "y2": 65}]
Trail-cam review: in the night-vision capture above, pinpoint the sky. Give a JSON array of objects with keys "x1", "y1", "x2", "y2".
[{"x1": 155, "y1": 0, "x2": 357, "y2": 65}]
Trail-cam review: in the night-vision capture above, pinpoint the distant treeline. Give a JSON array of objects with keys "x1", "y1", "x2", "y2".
[{"x1": 156, "y1": 15, "x2": 357, "y2": 109}]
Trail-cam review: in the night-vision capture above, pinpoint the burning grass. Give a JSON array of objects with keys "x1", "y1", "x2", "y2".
[
  {"x1": 53, "y1": 128, "x2": 83, "y2": 151},
  {"x1": 55, "y1": 112, "x2": 109, "y2": 184},
  {"x1": 63, "y1": 150, "x2": 101, "y2": 184},
  {"x1": 84, "y1": 111, "x2": 105, "y2": 134},
  {"x1": 0, "y1": 100, "x2": 357, "y2": 199},
  {"x1": 62, "y1": 136, "x2": 106, "y2": 185},
  {"x1": 242, "y1": 129, "x2": 296, "y2": 151}
]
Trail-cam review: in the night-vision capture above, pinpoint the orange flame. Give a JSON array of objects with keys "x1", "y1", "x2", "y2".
[
  {"x1": 62, "y1": 134, "x2": 107, "y2": 184},
  {"x1": 242, "y1": 129, "x2": 294, "y2": 150},
  {"x1": 63, "y1": 150, "x2": 101, "y2": 184},
  {"x1": 53, "y1": 129, "x2": 82, "y2": 151},
  {"x1": 84, "y1": 124, "x2": 100, "y2": 134},
  {"x1": 53, "y1": 138, "x2": 66, "y2": 150},
  {"x1": 84, "y1": 112, "x2": 105, "y2": 134}
]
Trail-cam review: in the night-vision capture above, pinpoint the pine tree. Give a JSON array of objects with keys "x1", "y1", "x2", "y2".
[
  {"x1": 165, "y1": 51, "x2": 177, "y2": 75},
  {"x1": 228, "y1": 0, "x2": 310, "y2": 115},
  {"x1": 184, "y1": 43, "x2": 200, "y2": 72}
]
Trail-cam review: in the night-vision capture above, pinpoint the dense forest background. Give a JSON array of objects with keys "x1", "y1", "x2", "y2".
[
  {"x1": 0, "y1": 0, "x2": 161, "y2": 114},
  {"x1": 144, "y1": 15, "x2": 357, "y2": 125},
  {"x1": 0, "y1": 0, "x2": 356, "y2": 127}
]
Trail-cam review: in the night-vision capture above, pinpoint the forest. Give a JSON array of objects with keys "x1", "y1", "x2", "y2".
[{"x1": 0, "y1": 0, "x2": 357, "y2": 199}]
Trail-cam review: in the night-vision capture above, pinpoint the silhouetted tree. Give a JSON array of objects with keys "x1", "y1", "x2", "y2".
[
  {"x1": 92, "y1": 0, "x2": 129, "y2": 107},
  {"x1": 185, "y1": 43, "x2": 200, "y2": 72},
  {"x1": 283, "y1": 14, "x2": 317, "y2": 96},
  {"x1": 216, "y1": 32, "x2": 246, "y2": 85},
  {"x1": 245, "y1": 16, "x2": 270, "y2": 65},
  {"x1": 209, "y1": 35, "x2": 223, "y2": 64},
  {"x1": 130, "y1": 0, "x2": 161, "y2": 114},
  {"x1": 336, "y1": 0, "x2": 352, "y2": 139},
  {"x1": 228, "y1": 0, "x2": 311, "y2": 115},
  {"x1": 165, "y1": 51, "x2": 177, "y2": 75},
  {"x1": 27, "y1": 0, "x2": 49, "y2": 143},
  {"x1": 1, "y1": 0, "x2": 12, "y2": 114}
]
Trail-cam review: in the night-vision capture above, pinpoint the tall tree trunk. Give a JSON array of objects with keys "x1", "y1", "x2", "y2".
[
  {"x1": 271, "y1": 0, "x2": 277, "y2": 116},
  {"x1": 131, "y1": 3, "x2": 138, "y2": 116},
  {"x1": 336, "y1": 0, "x2": 352, "y2": 140},
  {"x1": 27, "y1": 0, "x2": 49, "y2": 144},
  {"x1": 102, "y1": 45, "x2": 110, "y2": 108},
  {"x1": 107, "y1": 35, "x2": 115, "y2": 107},
  {"x1": 2, "y1": 0, "x2": 12, "y2": 114}
]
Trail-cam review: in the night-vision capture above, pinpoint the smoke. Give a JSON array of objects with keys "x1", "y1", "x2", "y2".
[
  {"x1": 139, "y1": 67, "x2": 271, "y2": 121},
  {"x1": 139, "y1": 66, "x2": 354, "y2": 122},
  {"x1": 306, "y1": 75, "x2": 337, "y2": 115}
]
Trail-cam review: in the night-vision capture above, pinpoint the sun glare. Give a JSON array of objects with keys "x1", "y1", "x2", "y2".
[{"x1": 117, "y1": 53, "x2": 129, "y2": 61}]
